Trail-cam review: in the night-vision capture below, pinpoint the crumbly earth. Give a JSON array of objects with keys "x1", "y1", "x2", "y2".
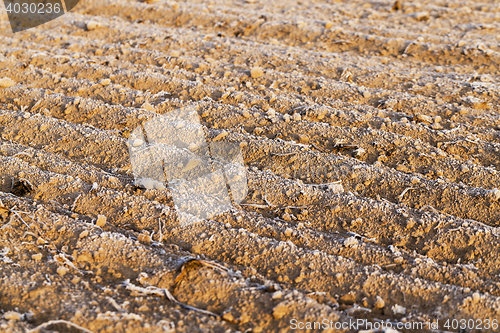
[{"x1": 0, "y1": 0, "x2": 500, "y2": 332}]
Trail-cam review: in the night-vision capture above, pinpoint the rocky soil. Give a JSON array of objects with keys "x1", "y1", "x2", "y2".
[{"x1": 0, "y1": 0, "x2": 500, "y2": 332}]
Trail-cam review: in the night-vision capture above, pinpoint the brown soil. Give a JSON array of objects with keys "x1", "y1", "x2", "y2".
[{"x1": 1, "y1": 0, "x2": 500, "y2": 332}]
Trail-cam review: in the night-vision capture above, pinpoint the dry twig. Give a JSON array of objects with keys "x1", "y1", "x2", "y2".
[
  {"x1": 122, "y1": 280, "x2": 219, "y2": 317},
  {"x1": 29, "y1": 320, "x2": 94, "y2": 333}
]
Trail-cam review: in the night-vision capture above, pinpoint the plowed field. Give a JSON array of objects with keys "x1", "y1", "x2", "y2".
[{"x1": 1, "y1": 0, "x2": 500, "y2": 332}]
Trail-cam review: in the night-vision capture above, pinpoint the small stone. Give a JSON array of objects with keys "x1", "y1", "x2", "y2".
[
  {"x1": 431, "y1": 123, "x2": 443, "y2": 130},
  {"x1": 99, "y1": 79, "x2": 111, "y2": 86},
  {"x1": 272, "y1": 290, "x2": 283, "y2": 299},
  {"x1": 486, "y1": 188, "x2": 500, "y2": 202},
  {"x1": 283, "y1": 114, "x2": 291, "y2": 122},
  {"x1": 141, "y1": 102, "x2": 154, "y2": 111},
  {"x1": 57, "y1": 266, "x2": 68, "y2": 276},
  {"x1": 363, "y1": 91, "x2": 372, "y2": 98},
  {"x1": 353, "y1": 147, "x2": 365, "y2": 158},
  {"x1": 250, "y1": 67, "x2": 264, "y2": 79},
  {"x1": 344, "y1": 236, "x2": 358, "y2": 247},
  {"x1": 434, "y1": 116, "x2": 442, "y2": 123},
  {"x1": 394, "y1": 257, "x2": 404, "y2": 264},
  {"x1": 138, "y1": 305, "x2": 150, "y2": 312},
  {"x1": 242, "y1": 110, "x2": 251, "y2": 118},
  {"x1": 392, "y1": 304, "x2": 406, "y2": 315},
  {"x1": 413, "y1": 11, "x2": 430, "y2": 21},
  {"x1": 293, "y1": 113, "x2": 301, "y2": 121},
  {"x1": 273, "y1": 302, "x2": 288, "y2": 319},
  {"x1": 282, "y1": 212, "x2": 292, "y2": 221},
  {"x1": 284, "y1": 228, "x2": 293, "y2": 237},
  {"x1": 4, "y1": 311, "x2": 21, "y2": 321},
  {"x1": 253, "y1": 127, "x2": 264, "y2": 135},
  {"x1": 325, "y1": 21, "x2": 334, "y2": 29},
  {"x1": 374, "y1": 296, "x2": 385, "y2": 308},
  {"x1": 0, "y1": 77, "x2": 15, "y2": 88},
  {"x1": 415, "y1": 114, "x2": 432, "y2": 124},
  {"x1": 298, "y1": 134, "x2": 309, "y2": 143},
  {"x1": 214, "y1": 130, "x2": 229, "y2": 141},
  {"x1": 79, "y1": 230, "x2": 89, "y2": 239},
  {"x1": 138, "y1": 233, "x2": 151, "y2": 243},
  {"x1": 86, "y1": 20, "x2": 103, "y2": 31},
  {"x1": 96, "y1": 215, "x2": 106, "y2": 227},
  {"x1": 266, "y1": 108, "x2": 276, "y2": 116},
  {"x1": 132, "y1": 139, "x2": 144, "y2": 147},
  {"x1": 32, "y1": 253, "x2": 43, "y2": 261},
  {"x1": 472, "y1": 292, "x2": 481, "y2": 304},
  {"x1": 222, "y1": 312, "x2": 235, "y2": 322}
]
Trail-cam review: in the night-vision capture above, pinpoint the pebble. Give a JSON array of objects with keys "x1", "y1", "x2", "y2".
[
  {"x1": 242, "y1": 110, "x2": 251, "y2": 118},
  {"x1": 272, "y1": 302, "x2": 288, "y2": 319},
  {"x1": 415, "y1": 114, "x2": 432, "y2": 123},
  {"x1": 374, "y1": 296, "x2": 385, "y2": 308},
  {"x1": 141, "y1": 102, "x2": 154, "y2": 111},
  {"x1": 132, "y1": 139, "x2": 144, "y2": 147},
  {"x1": 284, "y1": 228, "x2": 293, "y2": 236},
  {"x1": 431, "y1": 123, "x2": 443, "y2": 130},
  {"x1": 394, "y1": 257, "x2": 404, "y2": 264},
  {"x1": 325, "y1": 21, "x2": 334, "y2": 29},
  {"x1": 86, "y1": 20, "x2": 104, "y2": 31},
  {"x1": 344, "y1": 237, "x2": 358, "y2": 247},
  {"x1": 251, "y1": 67, "x2": 264, "y2": 79},
  {"x1": 32, "y1": 253, "x2": 43, "y2": 261},
  {"x1": 138, "y1": 233, "x2": 152, "y2": 243},
  {"x1": 272, "y1": 290, "x2": 283, "y2": 299},
  {"x1": 472, "y1": 292, "x2": 481, "y2": 304},
  {"x1": 4, "y1": 311, "x2": 21, "y2": 321},
  {"x1": 293, "y1": 113, "x2": 301, "y2": 121},
  {"x1": 214, "y1": 130, "x2": 229, "y2": 141},
  {"x1": 392, "y1": 304, "x2": 406, "y2": 315},
  {"x1": 79, "y1": 230, "x2": 89, "y2": 239},
  {"x1": 0, "y1": 77, "x2": 15, "y2": 88},
  {"x1": 266, "y1": 108, "x2": 276, "y2": 117},
  {"x1": 283, "y1": 114, "x2": 291, "y2": 122},
  {"x1": 99, "y1": 79, "x2": 111, "y2": 86},
  {"x1": 57, "y1": 266, "x2": 69, "y2": 276},
  {"x1": 486, "y1": 188, "x2": 500, "y2": 202},
  {"x1": 298, "y1": 134, "x2": 309, "y2": 143},
  {"x1": 253, "y1": 127, "x2": 264, "y2": 135},
  {"x1": 96, "y1": 215, "x2": 107, "y2": 227}
]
